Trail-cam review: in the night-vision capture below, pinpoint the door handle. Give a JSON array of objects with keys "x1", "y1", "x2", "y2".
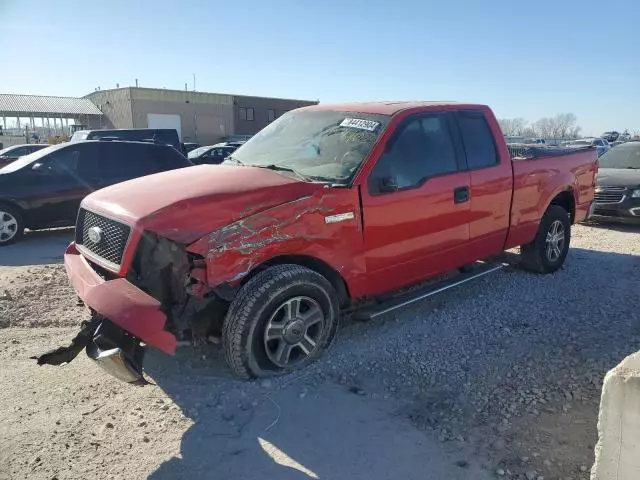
[{"x1": 454, "y1": 186, "x2": 470, "y2": 204}]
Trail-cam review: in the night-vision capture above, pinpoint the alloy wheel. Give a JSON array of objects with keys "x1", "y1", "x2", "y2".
[
  {"x1": 263, "y1": 296, "x2": 325, "y2": 368},
  {"x1": 545, "y1": 219, "x2": 565, "y2": 263},
  {"x1": 0, "y1": 211, "x2": 18, "y2": 243}
]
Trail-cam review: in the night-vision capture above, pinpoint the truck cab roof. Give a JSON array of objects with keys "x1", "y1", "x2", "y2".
[{"x1": 300, "y1": 101, "x2": 483, "y2": 116}]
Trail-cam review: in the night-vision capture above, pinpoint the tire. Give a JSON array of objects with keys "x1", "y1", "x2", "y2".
[
  {"x1": 520, "y1": 205, "x2": 571, "y2": 274},
  {"x1": 223, "y1": 264, "x2": 340, "y2": 379},
  {"x1": 0, "y1": 204, "x2": 24, "y2": 246}
]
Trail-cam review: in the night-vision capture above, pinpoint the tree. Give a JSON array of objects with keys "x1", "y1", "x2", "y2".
[
  {"x1": 498, "y1": 118, "x2": 528, "y2": 136},
  {"x1": 500, "y1": 113, "x2": 581, "y2": 140}
]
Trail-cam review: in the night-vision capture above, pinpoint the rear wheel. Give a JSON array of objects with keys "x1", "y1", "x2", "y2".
[
  {"x1": 223, "y1": 264, "x2": 339, "y2": 379},
  {"x1": 0, "y1": 205, "x2": 24, "y2": 246},
  {"x1": 520, "y1": 205, "x2": 571, "y2": 274}
]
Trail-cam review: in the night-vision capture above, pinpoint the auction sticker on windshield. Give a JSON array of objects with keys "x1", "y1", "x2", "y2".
[{"x1": 340, "y1": 118, "x2": 380, "y2": 132}]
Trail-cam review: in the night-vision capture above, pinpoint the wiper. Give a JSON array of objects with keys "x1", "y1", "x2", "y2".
[
  {"x1": 260, "y1": 165, "x2": 344, "y2": 185},
  {"x1": 224, "y1": 155, "x2": 244, "y2": 166},
  {"x1": 255, "y1": 164, "x2": 308, "y2": 180}
]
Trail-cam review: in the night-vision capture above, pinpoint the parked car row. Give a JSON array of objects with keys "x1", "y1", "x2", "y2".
[
  {"x1": 0, "y1": 140, "x2": 192, "y2": 245},
  {"x1": 187, "y1": 142, "x2": 243, "y2": 164},
  {"x1": 566, "y1": 137, "x2": 611, "y2": 157},
  {"x1": 0, "y1": 126, "x2": 257, "y2": 245}
]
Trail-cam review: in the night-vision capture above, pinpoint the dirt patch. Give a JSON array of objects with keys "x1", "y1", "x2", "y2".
[{"x1": 0, "y1": 265, "x2": 84, "y2": 329}]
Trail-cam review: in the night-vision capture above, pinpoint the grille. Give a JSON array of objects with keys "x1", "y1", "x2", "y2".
[
  {"x1": 598, "y1": 186, "x2": 626, "y2": 192},
  {"x1": 595, "y1": 188, "x2": 625, "y2": 204},
  {"x1": 76, "y1": 208, "x2": 131, "y2": 266}
]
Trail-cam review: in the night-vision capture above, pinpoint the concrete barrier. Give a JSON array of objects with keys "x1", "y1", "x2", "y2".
[{"x1": 592, "y1": 351, "x2": 640, "y2": 479}]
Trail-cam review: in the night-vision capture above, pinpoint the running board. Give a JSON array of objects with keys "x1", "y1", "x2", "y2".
[{"x1": 353, "y1": 263, "x2": 505, "y2": 321}]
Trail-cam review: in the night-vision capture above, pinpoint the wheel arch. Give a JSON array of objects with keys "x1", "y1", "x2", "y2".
[
  {"x1": 246, "y1": 254, "x2": 351, "y2": 307},
  {"x1": 0, "y1": 199, "x2": 24, "y2": 215},
  {"x1": 548, "y1": 188, "x2": 576, "y2": 223},
  {"x1": 0, "y1": 200, "x2": 26, "y2": 225}
]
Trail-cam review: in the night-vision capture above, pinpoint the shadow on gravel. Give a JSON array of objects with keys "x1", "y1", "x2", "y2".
[
  {"x1": 0, "y1": 228, "x2": 73, "y2": 266},
  {"x1": 142, "y1": 242, "x2": 637, "y2": 480},
  {"x1": 144, "y1": 346, "x2": 490, "y2": 479}
]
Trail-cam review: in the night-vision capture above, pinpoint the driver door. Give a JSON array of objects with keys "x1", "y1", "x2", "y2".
[{"x1": 360, "y1": 112, "x2": 473, "y2": 295}]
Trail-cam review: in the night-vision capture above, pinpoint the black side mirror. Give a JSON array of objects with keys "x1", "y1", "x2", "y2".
[{"x1": 378, "y1": 176, "x2": 398, "y2": 193}]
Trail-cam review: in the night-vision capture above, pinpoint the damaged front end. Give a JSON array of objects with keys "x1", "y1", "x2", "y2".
[
  {"x1": 33, "y1": 229, "x2": 231, "y2": 384},
  {"x1": 128, "y1": 231, "x2": 230, "y2": 345}
]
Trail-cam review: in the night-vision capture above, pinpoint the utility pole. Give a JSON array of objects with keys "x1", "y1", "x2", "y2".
[{"x1": 193, "y1": 73, "x2": 196, "y2": 92}]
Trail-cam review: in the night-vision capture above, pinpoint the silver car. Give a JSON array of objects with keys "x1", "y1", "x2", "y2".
[{"x1": 569, "y1": 138, "x2": 610, "y2": 157}]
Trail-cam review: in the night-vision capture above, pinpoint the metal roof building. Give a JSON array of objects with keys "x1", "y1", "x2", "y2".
[
  {"x1": 85, "y1": 87, "x2": 317, "y2": 145},
  {"x1": 0, "y1": 94, "x2": 102, "y2": 116},
  {"x1": 0, "y1": 93, "x2": 103, "y2": 146}
]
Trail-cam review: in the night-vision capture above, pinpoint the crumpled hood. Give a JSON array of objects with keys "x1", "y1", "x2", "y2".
[
  {"x1": 82, "y1": 165, "x2": 325, "y2": 244},
  {"x1": 597, "y1": 168, "x2": 640, "y2": 188}
]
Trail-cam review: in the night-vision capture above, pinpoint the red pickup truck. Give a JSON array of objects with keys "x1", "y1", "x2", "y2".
[{"x1": 34, "y1": 102, "x2": 598, "y2": 383}]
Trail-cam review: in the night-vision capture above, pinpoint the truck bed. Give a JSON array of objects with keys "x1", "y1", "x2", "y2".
[
  {"x1": 507, "y1": 143, "x2": 594, "y2": 160},
  {"x1": 505, "y1": 145, "x2": 598, "y2": 249}
]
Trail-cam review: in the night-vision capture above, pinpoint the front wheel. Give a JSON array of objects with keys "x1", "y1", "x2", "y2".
[
  {"x1": 0, "y1": 205, "x2": 24, "y2": 246},
  {"x1": 520, "y1": 205, "x2": 571, "y2": 274},
  {"x1": 223, "y1": 265, "x2": 340, "y2": 379}
]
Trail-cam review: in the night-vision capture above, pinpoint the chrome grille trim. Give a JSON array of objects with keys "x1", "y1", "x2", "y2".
[{"x1": 75, "y1": 208, "x2": 131, "y2": 268}]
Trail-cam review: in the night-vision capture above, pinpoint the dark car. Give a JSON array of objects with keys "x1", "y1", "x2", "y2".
[
  {"x1": 70, "y1": 129, "x2": 182, "y2": 153},
  {"x1": 187, "y1": 143, "x2": 238, "y2": 165},
  {"x1": 181, "y1": 142, "x2": 201, "y2": 154},
  {"x1": 0, "y1": 144, "x2": 49, "y2": 167},
  {"x1": 593, "y1": 141, "x2": 640, "y2": 220},
  {"x1": 0, "y1": 140, "x2": 193, "y2": 245},
  {"x1": 602, "y1": 131, "x2": 620, "y2": 143}
]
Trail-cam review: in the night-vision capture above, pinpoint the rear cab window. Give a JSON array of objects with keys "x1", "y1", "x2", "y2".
[{"x1": 455, "y1": 111, "x2": 499, "y2": 169}]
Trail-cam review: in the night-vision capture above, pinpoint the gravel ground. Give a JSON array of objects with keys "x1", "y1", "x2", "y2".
[{"x1": 1, "y1": 221, "x2": 639, "y2": 479}]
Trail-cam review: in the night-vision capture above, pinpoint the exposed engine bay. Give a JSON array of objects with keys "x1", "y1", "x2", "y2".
[{"x1": 126, "y1": 232, "x2": 229, "y2": 344}]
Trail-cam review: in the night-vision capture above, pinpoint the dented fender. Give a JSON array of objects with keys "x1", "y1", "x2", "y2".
[{"x1": 186, "y1": 187, "x2": 366, "y2": 291}]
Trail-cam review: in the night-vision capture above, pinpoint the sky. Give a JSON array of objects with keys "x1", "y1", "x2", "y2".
[{"x1": 1, "y1": 0, "x2": 638, "y2": 135}]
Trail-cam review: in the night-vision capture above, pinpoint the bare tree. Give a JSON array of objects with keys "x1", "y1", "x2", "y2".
[
  {"x1": 500, "y1": 113, "x2": 582, "y2": 140},
  {"x1": 498, "y1": 118, "x2": 528, "y2": 136},
  {"x1": 534, "y1": 113, "x2": 581, "y2": 140},
  {"x1": 534, "y1": 117, "x2": 553, "y2": 138}
]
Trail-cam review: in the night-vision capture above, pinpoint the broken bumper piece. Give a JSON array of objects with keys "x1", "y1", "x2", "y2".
[
  {"x1": 31, "y1": 316, "x2": 100, "y2": 366},
  {"x1": 33, "y1": 318, "x2": 148, "y2": 384},
  {"x1": 86, "y1": 320, "x2": 147, "y2": 384},
  {"x1": 63, "y1": 242, "x2": 177, "y2": 354}
]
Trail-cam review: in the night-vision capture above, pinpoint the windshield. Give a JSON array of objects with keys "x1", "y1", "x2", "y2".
[
  {"x1": 570, "y1": 140, "x2": 592, "y2": 146},
  {"x1": 228, "y1": 109, "x2": 390, "y2": 183},
  {"x1": 0, "y1": 146, "x2": 19, "y2": 156},
  {"x1": 0, "y1": 143, "x2": 65, "y2": 173},
  {"x1": 598, "y1": 142, "x2": 640, "y2": 169},
  {"x1": 70, "y1": 131, "x2": 89, "y2": 141},
  {"x1": 188, "y1": 146, "x2": 213, "y2": 158}
]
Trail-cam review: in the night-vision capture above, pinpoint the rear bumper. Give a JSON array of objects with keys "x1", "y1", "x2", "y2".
[{"x1": 64, "y1": 242, "x2": 177, "y2": 354}]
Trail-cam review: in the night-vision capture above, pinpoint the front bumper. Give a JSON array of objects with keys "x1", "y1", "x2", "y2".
[
  {"x1": 63, "y1": 242, "x2": 177, "y2": 354},
  {"x1": 593, "y1": 197, "x2": 640, "y2": 219}
]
